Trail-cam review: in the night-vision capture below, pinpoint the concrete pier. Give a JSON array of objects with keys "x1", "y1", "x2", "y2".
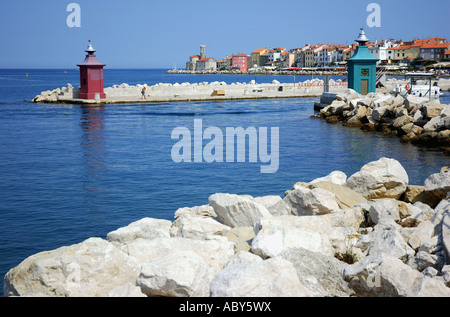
[
  {"x1": 32, "y1": 80, "x2": 350, "y2": 105},
  {"x1": 31, "y1": 78, "x2": 450, "y2": 105}
]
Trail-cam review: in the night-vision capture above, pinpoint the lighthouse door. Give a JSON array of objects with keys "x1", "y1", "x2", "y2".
[{"x1": 361, "y1": 79, "x2": 369, "y2": 95}]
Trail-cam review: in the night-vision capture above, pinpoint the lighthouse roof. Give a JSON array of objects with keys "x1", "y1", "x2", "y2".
[
  {"x1": 77, "y1": 54, "x2": 106, "y2": 67},
  {"x1": 347, "y1": 28, "x2": 378, "y2": 62},
  {"x1": 77, "y1": 41, "x2": 105, "y2": 67},
  {"x1": 355, "y1": 28, "x2": 370, "y2": 45},
  {"x1": 347, "y1": 46, "x2": 378, "y2": 62}
]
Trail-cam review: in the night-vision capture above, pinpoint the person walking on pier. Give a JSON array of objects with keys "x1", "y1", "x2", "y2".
[{"x1": 141, "y1": 87, "x2": 147, "y2": 100}]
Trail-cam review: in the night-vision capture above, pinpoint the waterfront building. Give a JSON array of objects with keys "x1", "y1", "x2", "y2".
[
  {"x1": 268, "y1": 50, "x2": 281, "y2": 64},
  {"x1": 311, "y1": 44, "x2": 326, "y2": 67},
  {"x1": 386, "y1": 43, "x2": 400, "y2": 62},
  {"x1": 347, "y1": 28, "x2": 378, "y2": 95},
  {"x1": 444, "y1": 49, "x2": 450, "y2": 60},
  {"x1": 231, "y1": 53, "x2": 248, "y2": 71},
  {"x1": 196, "y1": 57, "x2": 217, "y2": 71},
  {"x1": 186, "y1": 45, "x2": 216, "y2": 71},
  {"x1": 318, "y1": 47, "x2": 331, "y2": 67},
  {"x1": 259, "y1": 50, "x2": 269, "y2": 67},
  {"x1": 369, "y1": 40, "x2": 399, "y2": 64},
  {"x1": 295, "y1": 45, "x2": 316, "y2": 67},
  {"x1": 246, "y1": 54, "x2": 253, "y2": 70},
  {"x1": 217, "y1": 57, "x2": 231, "y2": 71},
  {"x1": 419, "y1": 42, "x2": 450, "y2": 61},
  {"x1": 186, "y1": 55, "x2": 199, "y2": 71},
  {"x1": 77, "y1": 41, "x2": 106, "y2": 100},
  {"x1": 282, "y1": 51, "x2": 296, "y2": 68},
  {"x1": 392, "y1": 41, "x2": 421, "y2": 60},
  {"x1": 342, "y1": 47, "x2": 354, "y2": 62},
  {"x1": 251, "y1": 48, "x2": 268, "y2": 67},
  {"x1": 293, "y1": 45, "x2": 310, "y2": 67}
]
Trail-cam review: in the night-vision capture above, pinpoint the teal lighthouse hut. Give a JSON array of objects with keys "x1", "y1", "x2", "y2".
[{"x1": 347, "y1": 28, "x2": 378, "y2": 95}]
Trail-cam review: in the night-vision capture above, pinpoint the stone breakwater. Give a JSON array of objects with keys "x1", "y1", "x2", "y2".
[
  {"x1": 313, "y1": 89, "x2": 450, "y2": 153},
  {"x1": 3, "y1": 158, "x2": 450, "y2": 297},
  {"x1": 30, "y1": 79, "x2": 348, "y2": 104}
]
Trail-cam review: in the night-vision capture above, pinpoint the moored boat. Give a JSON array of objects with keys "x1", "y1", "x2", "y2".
[{"x1": 394, "y1": 72, "x2": 442, "y2": 100}]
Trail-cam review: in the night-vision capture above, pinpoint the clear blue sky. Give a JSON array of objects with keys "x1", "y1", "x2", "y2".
[{"x1": 0, "y1": 0, "x2": 449, "y2": 69}]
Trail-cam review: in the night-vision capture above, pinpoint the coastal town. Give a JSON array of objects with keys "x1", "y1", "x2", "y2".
[{"x1": 175, "y1": 37, "x2": 450, "y2": 75}]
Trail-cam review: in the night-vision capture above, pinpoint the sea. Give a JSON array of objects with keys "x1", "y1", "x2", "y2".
[{"x1": 0, "y1": 69, "x2": 449, "y2": 296}]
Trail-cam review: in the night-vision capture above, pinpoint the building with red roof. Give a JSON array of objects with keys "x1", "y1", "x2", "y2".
[
  {"x1": 419, "y1": 42, "x2": 450, "y2": 61},
  {"x1": 231, "y1": 53, "x2": 248, "y2": 71}
]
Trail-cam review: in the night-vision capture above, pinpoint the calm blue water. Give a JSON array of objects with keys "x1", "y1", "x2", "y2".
[{"x1": 0, "y1": 69, "x2": 449, "y2": 295}]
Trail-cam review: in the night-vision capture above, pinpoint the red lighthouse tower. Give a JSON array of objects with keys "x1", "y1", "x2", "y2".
[{"x1": 77, "y1": 41, "x2": 106, "y2": 100}]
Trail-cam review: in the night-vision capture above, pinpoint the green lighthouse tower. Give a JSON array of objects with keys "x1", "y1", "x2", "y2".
[{"x1": 347, "y1": 28, "x2": 378, "y2": 95}]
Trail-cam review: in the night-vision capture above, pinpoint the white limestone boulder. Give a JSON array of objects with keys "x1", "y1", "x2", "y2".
[
  {"x1": 345, "y1": 158, "x2": 409, "y2": 199},
  {"x1": 405, "y1": 220, "x2": 435, "y2": 251},
  {"x1": 279, "y1": 247, "x2": 355, "y2": 297},
  {"x1": 107, "y1": 283, "x2": 147, "y2": 297},
  {"x1": 343, "y1": 253, "x2": 450, "y2": 297},
  {"x1": 283, "y1": 186, "x2": 341, "y2": 216},
  {"x1": 424, "y1": 169, "x2": 450, "y2": 200},
  {"x1": 136, "y1": 250, "x2": 211, "y2": 297},
  {"x1": 208, "y1": 193, "x2": 272, "y2": 228},
  {"x1": 106, "y1": 217, "x2": 172, "y2": 245},
  {"x1": 304, "y1": 181, "x2": 367, "y2": 210},
  {"x1": 171, "y1": 216, "x2": 231, "y2": 240},
  {"x1": 372, "y1": 105, "x2": 390, "y2": 121},
  {"x1": 210, "y1": 257, "x2": 311, "y2": 297},
  {"x1": 3, "y1": 238, "x2": 140, "y2": 297},
  {"x1": 354, "y1": 227, "x2": 415, "y2": 262},
  {"x1": 252, "y1": 195, "x2": 290, "y2": 216},
  {"x1": 251, "y1": 224, "x2": 334, "y2": 259},
  {"x1": 250, "y1": 215, "x2": 357, "y2": 258},
  {"x1": 442, "y1": 213, "x2": 450, "y2": 263},
  {"x1": 173, "y1": 204, "x2": 217, "y2": 219},
  {"x1": 224, "y1": 251, "x2": 263, "y2": 267},
  {"x1": 368, "y1": 199, "x2": 400, "y2": 225},
  {"x1": 116, "y1": 237, "x2": 235, "y2": 280},
  {"x1": 310, "y1": 171, "x2": 347, "y2": 186},
  {"x1": 423, "y1": 102, "x2": 446, "y2": 119}
]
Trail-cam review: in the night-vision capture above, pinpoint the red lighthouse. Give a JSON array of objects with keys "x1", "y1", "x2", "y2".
[{"x1": 77, "y1": 41, "x2": 106, "y2": 100}]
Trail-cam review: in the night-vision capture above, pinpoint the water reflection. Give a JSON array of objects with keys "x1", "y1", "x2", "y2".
[{"x1": 80, "y1": 106, "x2": 106, "y2": 212}]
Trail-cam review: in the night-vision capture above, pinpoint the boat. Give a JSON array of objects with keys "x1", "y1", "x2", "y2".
[{"x1": 394, "y1": 72, "x2": 442, "y2": 100}]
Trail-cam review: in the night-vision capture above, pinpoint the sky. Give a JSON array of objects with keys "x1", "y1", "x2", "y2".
[{"x1": 0, "y1": 0, "x2": 449, "y2": 69}]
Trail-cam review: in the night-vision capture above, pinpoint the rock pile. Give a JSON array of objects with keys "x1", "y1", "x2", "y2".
[
  {"x1": 31, "y1": 84, "x2": 79, "y2": 103},
  {"x1": 314, "y1": 90, "x2": 450, "y2": 153},
  {"x1": 3, "y1": 158, "x2": 450, "y2": 297}
]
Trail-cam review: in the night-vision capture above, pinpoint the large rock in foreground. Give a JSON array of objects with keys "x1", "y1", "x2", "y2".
[
  {"x1": 3, "y1": 238, "x2": 141, "y2": 297},
  {"x1": 136, "y1": 250, "x2": 211, "y2": 297},
  {"x1": 345, "y1": 158, "x2": 409, "y2": 199},
  {"x1": 343, "y1": 253, "x2": 450, "y2": 297},
  {"x1": 284, "y1": 186, "x2": 341, "y2": 216},
  {"x1": 209, "y1": 193, "x2": 272, "y2": 228},
  {"x1": 209, "y1": 257, "x2": 311, "y2": 297},
  {"x1": 425, "y1": 168, "x2": 450, "y2": 201},
  {"x1": 4, "y1": 157, "x2": 449, "y2": 298}
]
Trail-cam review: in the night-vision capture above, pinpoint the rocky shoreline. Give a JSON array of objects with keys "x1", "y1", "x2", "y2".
[
  {"x1": 313, "y1": 90, "x2": 450, "y2": 154},
  {"x1": 3, "y1": 158, "x2": 450, "y2": 297}
]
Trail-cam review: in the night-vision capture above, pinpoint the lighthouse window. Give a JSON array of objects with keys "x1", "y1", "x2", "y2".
[{"x1": 361, "y1": 69, "x2": 369, "y2": 77}]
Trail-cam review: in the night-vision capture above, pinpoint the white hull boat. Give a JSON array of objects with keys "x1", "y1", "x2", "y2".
[{"x1": 394, "y1": 72, "x2": 443, "y2": 100}]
